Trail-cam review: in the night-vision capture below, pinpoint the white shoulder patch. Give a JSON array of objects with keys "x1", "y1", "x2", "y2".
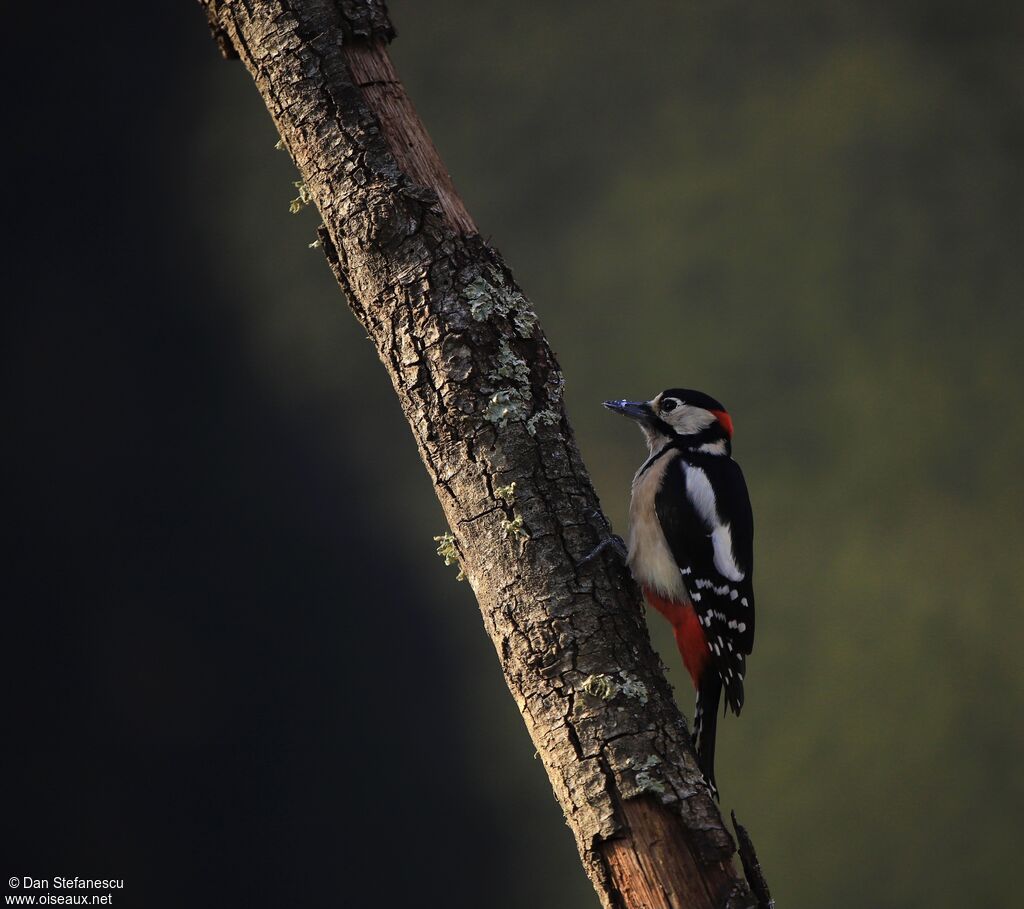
[
  {"x1": 711, "y1": 525, "x2": 744, "y2": 582},
  {"x1": 683, "y1": 466, "x2": 718, "y2": 524},
  {"x1": 684, "y1": 463, "x2": 745, "y2": 583}
]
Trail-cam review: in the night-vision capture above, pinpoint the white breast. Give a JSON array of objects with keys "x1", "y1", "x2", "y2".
[{"x1": 627, "y1": 453, "x2": 688, "y2": 600}]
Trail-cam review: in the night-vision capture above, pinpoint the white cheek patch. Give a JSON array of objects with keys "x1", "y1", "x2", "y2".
[{"x1": 665, "y1": 404, "x2": 716, "y2": 436}]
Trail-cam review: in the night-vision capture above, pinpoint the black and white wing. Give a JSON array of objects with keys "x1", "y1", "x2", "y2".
[{"x1": 655, "y1": 452, "x2": 755, "y2": 713}]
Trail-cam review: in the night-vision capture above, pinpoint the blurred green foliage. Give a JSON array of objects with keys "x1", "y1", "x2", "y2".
[{"x1": 191, "y1": 1, "x2": 1024, "y2": 905}]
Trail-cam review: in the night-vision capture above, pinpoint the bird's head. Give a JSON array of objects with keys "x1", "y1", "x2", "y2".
[{"x1": 604, "y1": 388, "x2": 734, "y2": 455}]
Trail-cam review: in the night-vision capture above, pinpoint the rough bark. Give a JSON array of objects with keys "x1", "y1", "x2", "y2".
[{"x1": 199, "y1": 2, "x2": 766, "y2": 906}]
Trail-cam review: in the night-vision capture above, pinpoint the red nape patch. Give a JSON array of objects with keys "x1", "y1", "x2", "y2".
[
  {"x1": 711, "y1": 409, "x2": 734, "y2": 438},
  {"x1": 642, "y1": 587, "x2": 710, "y2": 689}
]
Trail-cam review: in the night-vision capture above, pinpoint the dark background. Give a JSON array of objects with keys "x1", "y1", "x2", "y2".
[{"x1": 5, "y1": 2, "x2": 1023, "y2": 907}]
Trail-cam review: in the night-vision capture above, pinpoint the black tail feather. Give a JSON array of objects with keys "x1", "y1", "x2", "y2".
[{"x1": 694, "y1": 675, "x2": 722, "y2": 799}]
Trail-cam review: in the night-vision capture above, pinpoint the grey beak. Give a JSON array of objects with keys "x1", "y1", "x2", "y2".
[{"x1": 603, "y1": 399, "x2": 654, "y2": 422}]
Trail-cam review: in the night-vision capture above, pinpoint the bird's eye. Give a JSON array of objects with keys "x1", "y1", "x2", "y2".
[{"x1": 661, "y1": 399, "x2": 678, "y2": 412}]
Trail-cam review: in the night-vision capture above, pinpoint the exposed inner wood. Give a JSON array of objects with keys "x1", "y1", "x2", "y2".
[
  {"x1": 602, "y1": 798, "x2": 743, "y2": 909},
  {"x1": 344, "y1": 42, "x2": 477, "y2": 235}
]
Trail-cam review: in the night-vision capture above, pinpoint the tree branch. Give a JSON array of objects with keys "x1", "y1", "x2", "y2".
[{"x1": 199, "y1": 2, "x2": 767, "y2": 905}]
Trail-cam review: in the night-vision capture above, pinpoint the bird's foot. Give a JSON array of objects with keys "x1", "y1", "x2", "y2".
[{"x1": 577, "y1": 534, "x2": 628, "y2": 568}]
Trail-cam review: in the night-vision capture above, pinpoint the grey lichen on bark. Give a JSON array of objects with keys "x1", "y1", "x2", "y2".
[{"x1": 200, "y1": 1, "x2": 762, "y2": 906}]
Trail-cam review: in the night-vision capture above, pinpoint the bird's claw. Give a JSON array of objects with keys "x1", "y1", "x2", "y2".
[{"x1": 577, "y1": 534, "x2": 628, "y2": 568}]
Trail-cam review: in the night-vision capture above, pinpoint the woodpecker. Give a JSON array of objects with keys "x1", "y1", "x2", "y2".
[{"x1": 605, "y1": 389, "x2": 754, "y2": 798}]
